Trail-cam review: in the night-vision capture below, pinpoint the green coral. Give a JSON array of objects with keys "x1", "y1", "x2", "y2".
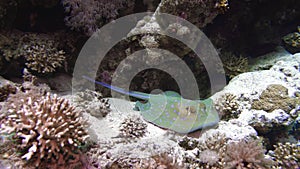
[{"x1": 252, "y1": 84, "x2": 300, "y2": 113}]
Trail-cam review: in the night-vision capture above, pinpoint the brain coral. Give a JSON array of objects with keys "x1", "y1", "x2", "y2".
[{"x1": 1, "y1": 93, "x2": 89, "y2": 168}]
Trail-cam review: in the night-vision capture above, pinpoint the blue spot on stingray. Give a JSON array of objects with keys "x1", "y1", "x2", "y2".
[{"x1": 171, "y1": 104, "x2": 174, "y2": 108}]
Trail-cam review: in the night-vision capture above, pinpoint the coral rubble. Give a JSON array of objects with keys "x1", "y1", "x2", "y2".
[{"x1": 73, "y1": 89, "x2": 111, "y2": 118}]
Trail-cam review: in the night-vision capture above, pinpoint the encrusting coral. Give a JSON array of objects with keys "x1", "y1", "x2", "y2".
[
  {"x1": 215, "y1": 93, "x2": 240, "y2": 120},
  {"x1": 0, "y1": 93, "x2": 89, "y2": 168},
  {"x1": 268, "y1": 142, "x2": 300, "y2": 168},
  {"x1": 119, "y1": 117, "x2": 147, "y2": 138},
  {"x1": 251, "y1": 84, "x2": 300, "y2": 113}
]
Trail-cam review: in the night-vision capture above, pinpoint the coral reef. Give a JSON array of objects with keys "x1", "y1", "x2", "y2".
[
  {"x1": 0, "y1": 93, "x2": 89, "y2": 168},
  {"x1": 268, "y1": 142, "x2": 300, "y2": 168},
  {"x1": 18, "y1": 33, "x2": 66, "y2": 74},
  {"x1": 62, "y1": 0, "x2": 135, "y2": 35},
  {"x1": 0, "y1": 31, "x2": 66, "y2": 75},
  {"x1": 220, "y1": 52, "x2": 249, "y2": 79},
  {"x1": 251, "y1": 84, "x2": 300, "y2": 113},
  {"x1": 5, "y1": 81, "x2": 50, "y2": 113},
  {"x1": 224, "y1": 139, "x2": 272, "y2": 169},
  {"x1": 248, "y1": 109, "x2": 294, "y2": 135},
  {"x1": 215, "y1": 93, "x2": 240, "y2": 120},
  {"x1": 282, "y1": 26, "x2": 300, "y2": 54},
  {"x1": 73, "y1": 89, "x2": 111, "y2": 118},
  {"x1": 180, "y1": 132, "x2": 228, "y2": 168},
  {"x1": 159, "y1": 0, "x2": 228, "y2": 28},
  {"x1": 119, "y1": 117, "x2": 147, "y2": 138}
]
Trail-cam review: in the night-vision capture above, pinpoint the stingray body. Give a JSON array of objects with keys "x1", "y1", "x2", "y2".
[{"x1": 83, "y1": 76, "x2": 219, "y2": 133}]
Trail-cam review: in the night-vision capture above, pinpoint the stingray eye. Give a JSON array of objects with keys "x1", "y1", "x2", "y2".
[{"x1": 198, "y1": 103, "x2": 206, "y2": 113}]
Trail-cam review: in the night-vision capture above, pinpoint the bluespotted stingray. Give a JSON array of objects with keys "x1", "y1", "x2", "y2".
[{"x1": 82, "y1": 76, "x2": 219, "y2": 133}]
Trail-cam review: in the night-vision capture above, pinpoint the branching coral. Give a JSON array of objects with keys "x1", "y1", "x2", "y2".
[
  {"x1": 62, "y1": 0, "x2": 135, "y2": 35},
  {"x1": 20, "y1": 34, "x2": 66, "y2": 74},
  {"x1": 0, "y1": 31, "x2": 66, "y2": 74},
  {"x1": 119, "y1": 117, "x2": 147, "y2": 138},
  {"x1": 23, "y1": 44, "x2": 65, "y2": 74},
  {"x1": 220, "y1": 52, "x2": 248, "y2": 79},
  {"x1": 269, "y1": 142, "x2": 300, "y2": 168},
  {"x1": 224, "y1": 139, "x2": 273, "y2": 169},
  {"x1": 215, "y1": 93, "x2": 240, "y2": 120},
  {"x1": 1, "y1": 93, "x2": 89, "y2": 168}
]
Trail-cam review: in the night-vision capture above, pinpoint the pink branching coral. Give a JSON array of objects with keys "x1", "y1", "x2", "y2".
[
  {"x1": 1, "y1": 93, "x2": 89, "y2": 168},
  {"x1": 62, "y1": 0, "x2": 135, "y2": 35}
]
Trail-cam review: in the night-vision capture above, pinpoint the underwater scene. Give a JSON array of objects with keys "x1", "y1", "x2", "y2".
[{"x1": 0, "y1": 0, "x2": 299, "y2": 169}]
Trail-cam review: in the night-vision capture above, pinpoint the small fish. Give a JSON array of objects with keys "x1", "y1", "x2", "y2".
[{"x1": 82, "y1": 75, "x2": 219, "y2": 133}]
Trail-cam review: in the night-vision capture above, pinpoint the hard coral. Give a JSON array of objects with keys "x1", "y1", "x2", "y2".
[
  {"x1": 269, "y1": 142, "x2": 300, "y2": 168},
  {"x1": 220, "y1": 52, "x2": 248, "y2": 79},
  {"x1": 0, "y1": 31, "x2": 66, "y2": 74},
  {"x1": 251, "y1": 84, "x2": 300, "y2": 113},
  {"x1": 119, "y1": 117, "x2": 147, "y2": 138},
  {"x1": 215, "y1": 93, "x2": 240, "y2": 121},
  {"x1": 224, "y1": 139, "x2": 272, "y2": 169},
  {"x1": 20, "y1": 34, "x2": 66, "y2": 74},
  {"x1": 1, "y1": 93, "x2": 89, "y2": 168}
]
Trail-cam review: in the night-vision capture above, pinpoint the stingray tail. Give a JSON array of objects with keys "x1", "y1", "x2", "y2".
[{"x1": 82, "y1": 75, "x2": 149, "y2": 100}]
